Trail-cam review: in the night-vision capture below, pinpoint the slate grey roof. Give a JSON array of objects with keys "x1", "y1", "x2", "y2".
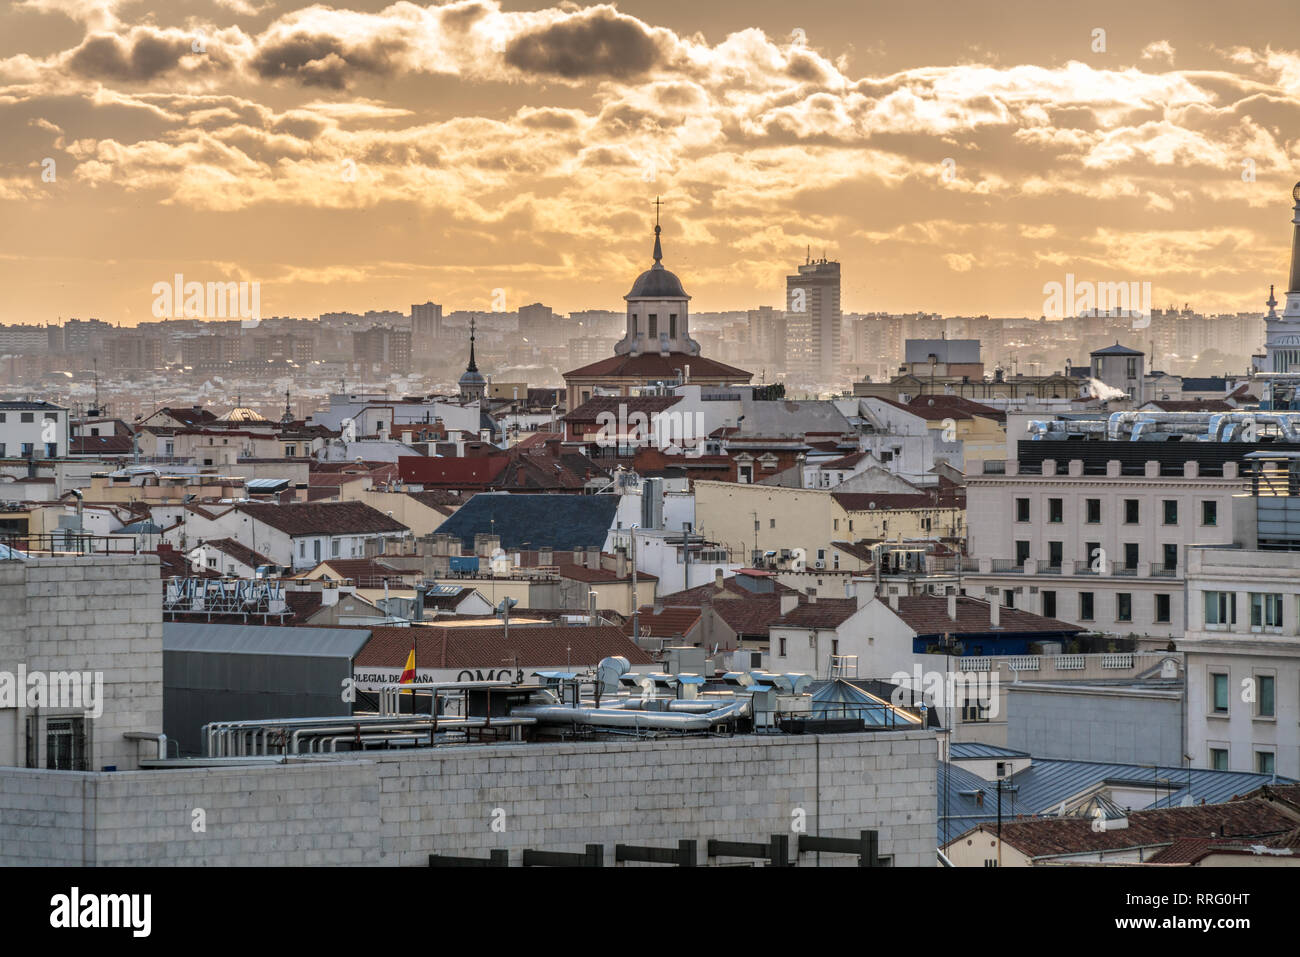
[
  {"x1": 434, "y1": 492, "x2": 618, "y2": 550},
  {"x1": 164, "y1": 622, "x2": 370, "y2": 659},
  {"x1": 938, "y1": 756, "x2": 1295, "y2": 846}
]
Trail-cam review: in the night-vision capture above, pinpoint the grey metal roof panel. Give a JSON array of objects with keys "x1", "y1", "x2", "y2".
[
  {"x1": 164, "y1": 622, "x2": 371, "y2": 659},
  {"x1": 937, "y1": 756, "x2": 1295, "y2": 846},
  {"x1": 950, "y1": 742, "x2": 1031, "y2": 759}
]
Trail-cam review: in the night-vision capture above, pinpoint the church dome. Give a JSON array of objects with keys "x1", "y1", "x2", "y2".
[{"x1": 625, "y1": 224, "x2": 690, "y2": 300}]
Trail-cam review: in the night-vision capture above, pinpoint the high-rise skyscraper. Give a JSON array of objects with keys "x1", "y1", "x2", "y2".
[{"x1": 785, "y1": 253, "x2": 842, "y2": 385}]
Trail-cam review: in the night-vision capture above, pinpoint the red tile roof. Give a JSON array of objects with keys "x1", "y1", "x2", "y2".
[
  {"x1": 398, "y1": 455, "x2": 510, "y2": 487},
  {"x1": 558, "y1": 562, "x2": 658, "y2": 583},
  {"x1": 203, "y1": 537, "x2": 275, "y2": 568},
  {"x1": 891, "y1": 595, "x2": 1082, "y2": 637},
  {"x1": 236, "y1": 501, "x2": 409, "y2": 536},
  {"x1": 563, "y1": 395, "x2": 682, "y2": 423},
  {"x1": 354, "y1": 623, "x2": 654, "y2": 669},
  {"x1": 624, "y1": 606, "x2": 701, "y2": 639},
  {"x1": 961, "y1": 799, "x2": 1298, "y2": 860},
  {"x1": 564, "y1": 352, "x2": 752, "y2": 381},
  {"x1": 771, "y1": 598, "x2": 860, "y2": 629}
]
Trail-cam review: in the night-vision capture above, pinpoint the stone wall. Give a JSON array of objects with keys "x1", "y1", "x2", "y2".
[{"x1": 0, "y1": 729, "x2": 937, "y2": 866}]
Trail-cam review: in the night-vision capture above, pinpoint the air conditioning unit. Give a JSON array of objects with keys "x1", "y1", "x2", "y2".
[
  {"x1": 1029, "y1": 586, "x2": 1039, "y2": 594},
  {"x1": 814, "y1": 560, "x2": 825, "y2": 569}
]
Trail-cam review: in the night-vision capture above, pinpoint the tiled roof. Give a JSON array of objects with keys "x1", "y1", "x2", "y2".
[
  {"x1": 892, "y1": 595, "x2": 1082, "y2": 637},
  {"x1": 398, "y1": 455, "x2": 510, "y2": 487},
  {"x1": 624, "y1": 606, "x2": 701, "y2": 639},
  {"x1": 309, "y1": 558, "x2": 417, "y2": 586},
  {"x1": 771, "y1": 598, "x2": 860, "y2": 629},
  {"x1": 70, "y1": 435, "x2": 134, "y2": 454},
  {"x1": 969, "y1": 799, "x2": 1297, "y2": 860},
  {"x1": 236, "y1": 501, "x2": 409, "y2": 536},
  {"x1": 354, "y1": 623, "x2": 654, "y2": 668},
  {"x1": 709, "y1": 594, "x2": 787, "y2": 637},
  {"x1": 564, "y1": 352, "x2": 752, "y2": 381},
  {"x1": 659, "y1": 574, "x2": 797, "y2": 606},
  {"x1": 203, "y1": 537, "x2": 275, "y2": 568},
  {"x1": 832, "y1": 491, "x2": 964, "y2": 511},
  {"x1": 563, "y1": 395, "x2": 682, "y2": 423}
]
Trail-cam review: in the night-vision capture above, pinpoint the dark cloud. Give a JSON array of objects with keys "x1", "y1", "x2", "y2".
[
  {"x1": 68, "y1": 30, "x2": 203, "y2": 82},
  {"x1": 504, "y1": 10, "x2": 663, "y2": 79},
  {"x1": 250, "y1": 33, "x2": 409, "y2": 89}
]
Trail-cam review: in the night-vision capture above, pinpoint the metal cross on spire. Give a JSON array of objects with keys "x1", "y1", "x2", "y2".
[{"x1": 653, "y1": 195, "x2": 664, "y2": 227}]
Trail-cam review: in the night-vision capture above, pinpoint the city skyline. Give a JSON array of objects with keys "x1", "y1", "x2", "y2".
[{"x1": 1, "y1": 0, "x2": 1298, "y2": 325}]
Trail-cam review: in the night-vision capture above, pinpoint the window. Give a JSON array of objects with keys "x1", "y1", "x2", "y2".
[
  {"x1": 1048, "y1": 498, "x2": 1063, "y2": 523},
  {"x1": 961, "y1": 700, "x2": 991, "y2": 723},
  {"x1": 20, "y1": 443, "x2": 32, "y2": 456},
  {"x1": 648, "y1": 315, "x2": 658, "y2": 337},
  {"x1": 1003, "y1": 589, "x2": 1015, "y2": 608},
  {"x1": 1124, "y1": 499, "x2": 1139, "y2": 524},
  {"x1": 1123, "y1": 542, "x2": 1138, "y2": 570},
  {"x1": 1117, "y1": 593, "x2": 1132, "y2": 622},
  {"x1": 43, "y1": 717, "x2": 88, "y2": 771},
  {"x1": 778, "y1": 637, "x2": 787, "y2": 657},
  {"x1": 1155, "y1": 594, "x2": 1171, "y2": 623},
  {"x1": 0, "y1": 444, "x2": 5, "y2": 457},
  {"x1": 1016, "y1": 498, "x2": 1030, "y2": 522},
  {"x1": 44, "y1": 443, "x2": 56, "y2": 458},
  {"x1": 1257, "y1": 675, "x2": 1275, "y2": 717},
  {"x1": 769, "y1": 518, "x2": 775, "y2": 528},
  {"x1": 1257, "y1": 752, "x2": 1276, "y2": 775},
  {"x1": 1042, "y1": 590, "x2": 1056, "y2": 617},
  {"x1": 1079, "y1": 592, "x2": 1094, "y2": 620},
  {"x1": 833, "y1": 519, "x2": 839, "y2": 531},
  {"x1": 1162, "y1": 500, "x2": 1178, "y2": 525},
  {"x1": 1202, "y1": 500, "x2": 1217, "y2": 526},
  {"x1": 331, "y1": 539, "x2": 340, "y2": 558},
  {"x1": 1015, "y1": 540, "x2": 1030, "y2": 564},
  {"x1": 299, "y1": 541, "x2": 306, "y2": 558},
  {"x1": 1212, "y1": 673, "x2": 1229, "y2": 713},
  {"x1": 1210, "y1": 748, "x2": 1229, "y2": 771},
  {"x1": 1205, "y1": 591, "x2": 1237, "y2": 626},
  {"x1": 1048, "y1": 541, "x2": 1062, "y2": 568},
  {"x1": 1162, "y1": 543, "x2": 1178, "y2": 572},
  {"x1": 1085, "y1": 542, "x2": 1101, "y2": 571},
  {"x1": 1086, "y1": 498, "x2": 1101, "y2": 524},
  {"x1": 43, "y1": 412, "x2": 57, "y2": 422},
  {"x1": 669, "y1": 315, "x2": 677, "y2": 337},
  {"x1": 20, "y1": 412, "x2": 33, "y2": 423},
  {"x1": 1250, "y1": 593, "x2": 1283, "y2": 628}
]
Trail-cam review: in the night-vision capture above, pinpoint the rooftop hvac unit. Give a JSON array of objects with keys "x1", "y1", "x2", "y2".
[{"x1": 814, "y1": 560, "x2": 825, "y2": 569}]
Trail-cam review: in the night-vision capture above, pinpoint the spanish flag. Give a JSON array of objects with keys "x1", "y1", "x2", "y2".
[{"x1": 399, "y1": 646, "x2": 416, "y2": 690}]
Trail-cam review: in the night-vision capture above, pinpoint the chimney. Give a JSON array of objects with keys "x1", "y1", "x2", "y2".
[
  {"x1": 780, "y1": 593, "x2": 799, "y2": 615},
  {"x1": 615, "y1": 549, "x2": 627, "y2": 578},
  {"x1": 539, "y1": 546, "x2": 553, "y2": 566},
  {"x1": 414, "y1": 584, "x2": 426, "y2": 622},
  {"x1": 586, "y1": 547, "x2": 600, "y2": 569},
  {"x1": 888, "y1": 590, "x2": 899, "y2": 610},
  {"x1": 714, "y1": 568, "x2": 725, "y2": 590},
  {"x1": 947, "y1": 589, "x2": 957, "y2": 620},
  {"x1": 990, "y1": 598, "x2": 1001, "y2": 628},
  {"x1": 545, "y1": 437, "x2": 562, "y2": 456}
]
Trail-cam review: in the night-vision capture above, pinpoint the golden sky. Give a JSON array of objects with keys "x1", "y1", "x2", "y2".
[{"x1": 1, "y1": 0, "x2": 1298, "y2": 325}]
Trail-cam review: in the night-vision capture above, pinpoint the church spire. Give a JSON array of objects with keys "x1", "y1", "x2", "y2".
[
  {"x1": 1267, "y1": 284, "x2": 1279, "y2": 319},
  {"x1": 466, "y1": 315, "x2": 478, "y2": 372},
  {"x1": 652, "y1": 196, "x2": 664, "y2": 265}
]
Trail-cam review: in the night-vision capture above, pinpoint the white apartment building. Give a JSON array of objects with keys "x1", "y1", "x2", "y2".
[
  {"x1": 1182, "y1": 546, "x2": 1300, "y2": 779},
  {"x1": 0, "y1": 401, "x2": 68, "y2": 460},
  {"x1": 965, "y1": 452, "x2": 1250, "y2": 640}
]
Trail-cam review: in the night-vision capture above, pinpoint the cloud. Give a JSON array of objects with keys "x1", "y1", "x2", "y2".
[
  {"x1": 1140, "y1": 40, "x2": 1176, "y2": 65},
  {"x1": 503, "y1": 6, "x2": 667, "y2": 78}
]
